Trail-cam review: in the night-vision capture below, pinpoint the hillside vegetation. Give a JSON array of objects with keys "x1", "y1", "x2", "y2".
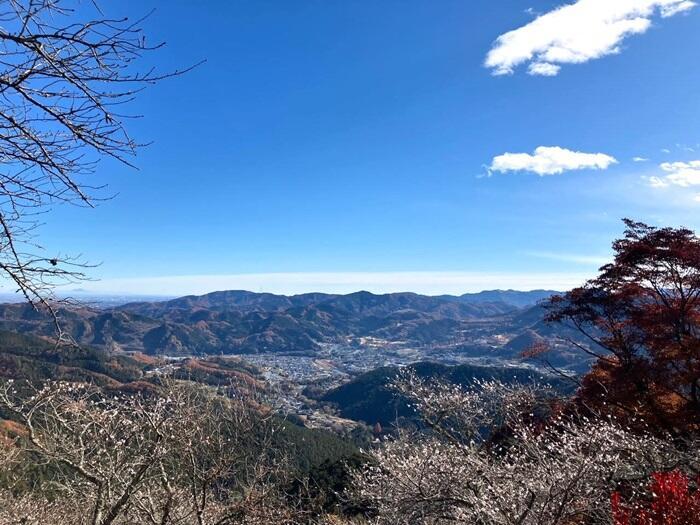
[{"x1": 321, "y1": 361, "x2": 574, "y2": 427}]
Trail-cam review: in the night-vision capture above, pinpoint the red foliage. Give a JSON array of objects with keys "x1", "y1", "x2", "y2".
[
  {"x1": 548, "y1": 220, "x2": 700, "y2": 433},
  {"x1": 612, "y1": 470, "x2": 700, "y2": 525}
]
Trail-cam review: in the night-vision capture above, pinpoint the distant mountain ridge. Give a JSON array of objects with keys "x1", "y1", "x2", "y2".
[
  {"x1": 445, "y1": 289, "x2": 559, "y2": 308},
  {"x1": 118, "y1": 288, "x2": 556, "y2": 315},
  {"x1": 0, "y1": 289, "x2": 583, "y2": 367}
]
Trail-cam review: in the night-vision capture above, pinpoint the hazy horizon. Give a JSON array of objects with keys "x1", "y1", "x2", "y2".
[
  {"x1": 31, "y1": 270, "x2": 589, "y2": 298},
  {"x1": 0, "y1": 272, "x2": 577, "y2": 300}
]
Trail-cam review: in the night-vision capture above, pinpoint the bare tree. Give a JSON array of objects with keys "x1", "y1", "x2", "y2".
[
  {"x1": 131, "y1": 381, "x2": 300, "y2": 525},
  {"x1": 0, "y1": 380, "x2": 177, "y2": 525},
  {"x1": 0, "y1": 489, "x2": 86, "y2": 524},
  {"x1": 0, "y1": 0, "x2": 193, "y2": 327},
  {"x1": 0, "y1": 379, "x2": 319, "y2": 525}
]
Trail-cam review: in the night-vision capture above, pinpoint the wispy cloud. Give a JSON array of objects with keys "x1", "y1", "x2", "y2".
[
  {"x1": 633, "y1": 156, "x2": 650, "y2": 162},
  {"x1": 485, "y1": 0, "x2": 696, "y2": 76},
  {"x1": 523, "y1": 251, "x2": 611, "y2": 266},
  {"x1": 489, "y1": 146, "x2": 617, "y2": 176},
  {"x1": 51, "y1": 272, "x2": 594, "y2": 297}
]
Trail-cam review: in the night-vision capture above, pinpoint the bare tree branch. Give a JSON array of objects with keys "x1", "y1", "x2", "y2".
[{"x1": 0, "y1": 0, "x2": 197, "y2": 325}]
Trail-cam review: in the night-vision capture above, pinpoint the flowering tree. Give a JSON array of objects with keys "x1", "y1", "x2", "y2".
[
  {"x1": 0, "y1": 489, "x2": 85, "y2": 525},
  {"x1": 350, "y1": 371, "x2": 690, "y2": 525},
  {"x1": 391, "y1": 371, "x2": 550, "y2": 445}
]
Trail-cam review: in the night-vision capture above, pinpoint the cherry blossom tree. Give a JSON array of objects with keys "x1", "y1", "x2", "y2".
[{"x1": 350, "y1": 371, "x2": 694, "y2": 525}]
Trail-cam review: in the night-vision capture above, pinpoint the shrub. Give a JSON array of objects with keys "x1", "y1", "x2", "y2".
[{"x1": 612, "y1": 470, "x2": 700, "y2": 525}]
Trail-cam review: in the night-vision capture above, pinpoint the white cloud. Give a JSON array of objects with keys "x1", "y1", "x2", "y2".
[
  {"x1": 650, "y1": 160, "x2": 700, "y2": 187},
  {"x1": 485, "y1": 0, "x2": 697, "y2": 76},
  {"x1": 527, "y1": 62, "x2": 561, "y2": 76},
  {"x1": 489, "y1": 146, "x2": 617, "y2": 176},
  {"x1": 43, "y1": 271, "x2": 593, "y2": 297},
  {"x1": 660, "y1": 0, "x2": 696, "y2": 16},
  {"x1": 633, "y1": 156, "x2": 650, "y2": 162}
]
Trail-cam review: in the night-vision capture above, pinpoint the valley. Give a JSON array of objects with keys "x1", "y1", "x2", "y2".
[{"x1": 0, "y1": 288, "x2": 596, "y2": 434}]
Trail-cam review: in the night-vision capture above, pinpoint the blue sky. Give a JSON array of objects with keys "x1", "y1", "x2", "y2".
[{"x1": 38, "y1": 0, "x2": 700, "y2": 295}]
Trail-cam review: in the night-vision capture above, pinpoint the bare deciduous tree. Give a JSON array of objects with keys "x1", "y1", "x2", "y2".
[
  {"x1": 0, "y1": 380, "x2": 177, "y2": 525},
  {"x1": 131, "y1": 382, "x2": 299, "y2": 525},
  {"x1": 0, "y1": 0, "x2": 193, "y2": 329},
  {"x1": 0, "y1": 379, "x2": 315, "y2": 525}
]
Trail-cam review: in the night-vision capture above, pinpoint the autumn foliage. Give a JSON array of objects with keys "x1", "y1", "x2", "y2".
[
  {"x1": 547, "y1": 219, "x2": 700, "y2": 433},
  {"x1": 612, "y1": 470, "x2": 700, "y2": 525}
]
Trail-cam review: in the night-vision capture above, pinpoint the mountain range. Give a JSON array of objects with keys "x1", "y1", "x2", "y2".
[{"x1": 0, "y1": 289, "x2": 594, "y2": 370}]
